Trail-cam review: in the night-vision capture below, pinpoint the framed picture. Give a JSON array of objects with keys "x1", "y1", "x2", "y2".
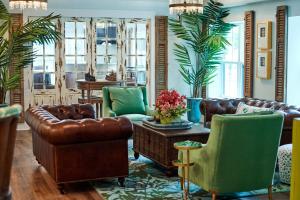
[
  {"x1": 257, "y1": 50, "x2": 272, "y2": 79},
  {"x1": 257, "y1": 21, "x2": 272, "y2": 49}
]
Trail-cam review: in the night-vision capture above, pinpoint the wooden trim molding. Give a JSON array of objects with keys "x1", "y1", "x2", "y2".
[
  {"x1": 155, "y1": 16, "x2": 168, "y2": 99},
  {"x1": 244, "y1": 11, "x2": 255, "y2": 98},
  {"x1": 275, "y1": 6, "x2": 288, "y2": 102},
  {"x1": 9, "y1": 13, "x2": 24, "y2": 122}
]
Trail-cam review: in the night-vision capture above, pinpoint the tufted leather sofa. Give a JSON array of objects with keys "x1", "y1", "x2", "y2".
[
  {"x1": 200, "y1": 98, "x2": 300, "y2": 145},
  {"x1": 25, "y1": 104, "x2": 133, "y2": 190}
]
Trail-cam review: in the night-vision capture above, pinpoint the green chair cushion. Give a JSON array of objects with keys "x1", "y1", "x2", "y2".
[
  {"x1": 109, "y1": 87, "x2": 146, "y2": 116},
  {"x1": 120, "y1": 114, "x2": 152, "y2": 121}
]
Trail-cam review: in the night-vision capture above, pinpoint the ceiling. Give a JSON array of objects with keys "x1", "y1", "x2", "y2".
[{"x1": 2, "y1": 0, "x2": 273, "y2": 11}]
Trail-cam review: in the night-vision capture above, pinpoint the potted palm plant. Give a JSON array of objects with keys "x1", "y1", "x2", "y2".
[
  {"x1": 0, "y1": 1, "x2": 61, "y2": 106},
  {"x1": 169, "y1": 0, "x2": 234, "y2": 123}
]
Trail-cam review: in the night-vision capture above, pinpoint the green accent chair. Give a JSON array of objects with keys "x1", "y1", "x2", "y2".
[
  {"x1": 178, "y1": 112, "x2": 284, "y2": 200},
  {"x1": 102, "y1": 86, "x2": 153, "y2": 121}
]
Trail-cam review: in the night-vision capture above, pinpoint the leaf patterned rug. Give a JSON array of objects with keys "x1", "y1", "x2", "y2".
[{"x1": 92, "y1": 140, "x2": 290, "y2": 200}]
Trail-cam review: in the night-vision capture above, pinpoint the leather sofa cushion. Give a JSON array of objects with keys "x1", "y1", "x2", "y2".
[{"x1": 109, "y1": 87, "x2": 146, "y2": 115}]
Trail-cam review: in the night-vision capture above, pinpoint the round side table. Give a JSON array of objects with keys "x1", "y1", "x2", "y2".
[{"x1": 173, "y1": 140, "x2": 202, "y2": 200}]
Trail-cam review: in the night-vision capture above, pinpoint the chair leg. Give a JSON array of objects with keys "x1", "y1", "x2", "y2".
[
  {"x1": 268, "y1": 185, "x2": 273, "y2": 200},
  {"x1": 211, "y1": 191, "x2": 217, "y2": 200}
]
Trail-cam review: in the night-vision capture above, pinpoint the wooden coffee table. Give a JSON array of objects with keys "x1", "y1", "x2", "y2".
[{"x1": 132, "y1": 121, "x2": 210, "y2": 175}]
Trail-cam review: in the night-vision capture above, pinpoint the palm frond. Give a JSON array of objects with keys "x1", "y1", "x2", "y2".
[{"x1": 169, "y1": 0, "x2": 234, "y2": 98}]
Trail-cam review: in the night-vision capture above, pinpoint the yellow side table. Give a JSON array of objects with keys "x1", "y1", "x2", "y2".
[
  {"x1": 173, "y1": 140, "x2": 202, "y2": 200},
  {"x1": 291, "y1": 119, "x2": 300, "y2": 200}
]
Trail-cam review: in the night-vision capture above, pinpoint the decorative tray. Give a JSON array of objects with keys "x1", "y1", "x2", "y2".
[{"x1": 142, "y1": 119, "x2": 193, "y2": 130}]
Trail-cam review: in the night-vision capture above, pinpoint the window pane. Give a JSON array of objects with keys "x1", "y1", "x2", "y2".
[
  {"x1": 33, "y1": 43, "x2": 43, "y2": 56},
  {"x1": 45, "y1": 42, "x2": 55, "y2": 55},
  {"x1": 45, "y1": 73, "x2": 55, "y2": 89},
  {"x1": 137, "y1": 71, "x2": 146, "y2": 85},
  {"x1": 33, "y1": 73, "x2": 44, "y2": 89},
  {"x1": 137, "y1": 24, "x2": 146, "y2": 39},
  {"x1": 45, "y1": 56, "x2": 55, "y2": 72},
  {"x1": 65, "y1": 22, "x2": 75, "y2": 38},
  {"x1": 127, "y1": 56, "x2": 136, "y2": 67},
  {"x1": 96, "y1": 23, "x2": 106, "y2": 38},
  {"x1": 77, "y1": 72, "x2": 85, "y2": 80},
  {"x1": 77, "y1": 39, "x2": 86, "y2": 55},
  {"x1": 127, "y1": 23, "x2": 135, "y2": 39},
  {"x1": 65, "y1": 56, "x2": 75, "y2": 72},
  {"x1": 97, "y1": 56, "x2": 105, "y2": 64},
  {"x1": 65, "y1": 39, "x2": 75, "y2": 55},
  {"x1": 65, "y1": 72, "x2": 77, "y2": 89},
  {"x1": 137, "y1": 40, "x2": 146, "y2": 55},
  {"x1": 33, "y1": 56, "x2": 43, "y2": 72},
  {"x1": 77, "y1": 22, "x2": 86, "y2": 38},
  {"x1": 224, "y1": 63, "x2": 238, "y2": 98},
  {"x1": 107, "y1": 56, "x2": 117, "y2": 65},
  {"x1": 127, "y1": 40, "x2": 136, "y2": 55},
  {"x1": 97, "y1": 40, "x2": 106, "y2": 55},
  {"x1": 137, "y1": 56, "x2": 146, "y2": 69},
  {"x1": 107, "y1": 22, "x2": 117, "y2": 38},
  {"x1": 77, "y1": 56, "x2": 86, "y2": 71},
  {"x1": 107, "y1": 40, "x2": 117, "y2": 55}
]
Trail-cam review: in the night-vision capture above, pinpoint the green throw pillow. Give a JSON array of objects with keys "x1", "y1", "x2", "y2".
[
  {"x1": 235, "y1": 102, "x2": 273, "y2": 114},
  {"x1": 109, "y1": 87, "x2": 146, "y2": 115},
  {"x1": 224, "y1": 110, "x2": 274, "y2": 117}
]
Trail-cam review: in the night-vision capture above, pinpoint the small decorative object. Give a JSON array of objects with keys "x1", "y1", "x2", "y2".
[
  {"x1": 85, "y1": 73, "x2": 96, "y2": 82},
  {"x1": 155, "y1": 90, "x2": 188, "y2": 124},
  {"x1": 105, "y1": 70, "x2": 117, "y2": 81},
  {"x1": 9, "y1": 0, "x2": 48, "y2": 10},
  {"x1": 257, "y1": 50, "x2": 272, "y2": 79},
  {"x1": 169, "y1": 0, "x2": 204, "y2": 15},
  {"x1": 257, "y1": 21, "x2": 272, "y2": 50}
]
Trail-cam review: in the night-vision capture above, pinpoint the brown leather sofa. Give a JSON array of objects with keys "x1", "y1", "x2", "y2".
[
  {"x1": 200, "y1": 98, "x2": 300, "y2": 145},
  {"x1": 25, "y1": 104, "x2": 133, "y2": 191}
]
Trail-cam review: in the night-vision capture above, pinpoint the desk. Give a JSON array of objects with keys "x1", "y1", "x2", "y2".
[{"x1": 76, "y1": 79, "x2": 124, "y2": 118}]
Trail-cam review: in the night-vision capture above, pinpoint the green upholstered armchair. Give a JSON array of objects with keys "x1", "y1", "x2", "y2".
[
  {"x1": 179, "y1": 112, "x2": 284, "y2": 200},
  {"x1": 102, "y1": 86, "x2": 153, "y2": 121}
]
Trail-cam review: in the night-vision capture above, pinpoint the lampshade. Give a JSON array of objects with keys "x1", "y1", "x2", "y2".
[
  {"x1": 169, "y1": 0, "x2": 203, "y2": 15},
  {"x1": 9, "y1": 0, "x2": 48, "y2": 10}
]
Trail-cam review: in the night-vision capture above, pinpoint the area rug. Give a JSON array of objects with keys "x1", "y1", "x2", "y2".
[{"x1": 92, "y1": 140, "x2": 290, "y2": 200}]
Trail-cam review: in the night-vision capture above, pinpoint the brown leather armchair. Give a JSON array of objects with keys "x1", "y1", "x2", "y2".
[
  {"x1": 200, "y1": 98, "x2": 300, "y2": 145},
  {"x1": 0, "y1": 105, "x2": 22, "y2": 200},
  {"x1": 25, "y1": 104, "x2": 133, "y2": 191}
]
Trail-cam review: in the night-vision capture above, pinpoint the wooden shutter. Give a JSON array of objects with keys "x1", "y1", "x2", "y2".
[
  {"x1": 9, "y1": 14, "x2": 24, "y2": 122},
  {"x1": 155, "y1": 16, "x2": 168, "y2": 99},
  {"x1": 275, "y1": 6, "x2": 288, "y2": 102},
  {"x1": 244, "y1": 11, "x2": 255, "y2": 98}
]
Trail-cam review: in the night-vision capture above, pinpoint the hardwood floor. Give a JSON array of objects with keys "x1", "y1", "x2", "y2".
[{"x1": 11, "y1": 130, "x2": 290, "y2": 200}]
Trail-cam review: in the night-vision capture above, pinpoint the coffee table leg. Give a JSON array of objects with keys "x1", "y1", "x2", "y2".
[
  {"x1": 180, "y1": 176, "x2": 184, "y2": 190},
  {"x1": 134, "y1": 152, "x2": 140, "y2": 159}
]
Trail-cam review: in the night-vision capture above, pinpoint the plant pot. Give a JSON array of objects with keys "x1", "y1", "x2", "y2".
[
  {"x1": 160, "y1": 116, "x2": 182, "y2": 125},
  {"x1": 187, "y1": 97, "x2": 202, "y2": 123}
]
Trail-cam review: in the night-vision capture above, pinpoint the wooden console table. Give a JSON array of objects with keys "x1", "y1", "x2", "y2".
[
  {"x1": 133, "y1": 121, "x2": 210, "y2": 175},
  {"x1": 76, "y1": 79, "x2": 124, "y2": 118}
]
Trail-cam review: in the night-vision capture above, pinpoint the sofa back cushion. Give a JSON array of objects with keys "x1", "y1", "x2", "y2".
[
  {"x1": 109, "y1": 87, "x2": 146, "y2": 115},
  {"x1": 42, "y1": 104, "x2": 95, "y2": 120}
]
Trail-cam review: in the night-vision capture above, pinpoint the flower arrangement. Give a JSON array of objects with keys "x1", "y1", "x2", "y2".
[{"x1": 155, "y1": 90, "x2": 188, "y2": 124}]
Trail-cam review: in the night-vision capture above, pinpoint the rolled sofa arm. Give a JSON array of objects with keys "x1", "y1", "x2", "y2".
[{"x1": 25, "y1": 107, "x2": 133, "y2": 145}]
